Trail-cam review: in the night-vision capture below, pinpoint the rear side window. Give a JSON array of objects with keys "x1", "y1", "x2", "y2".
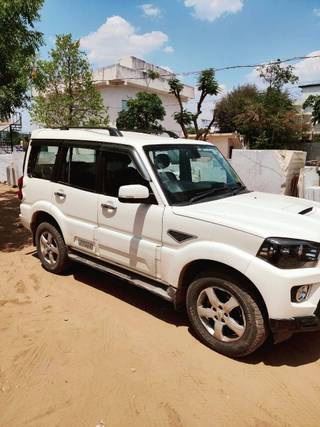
[
  {"x1": 59, "y1": 146, "x2": 97, "y2": 192},
  {"x1": 27, "y1": 144, "x2": 59, "y2": 180}
]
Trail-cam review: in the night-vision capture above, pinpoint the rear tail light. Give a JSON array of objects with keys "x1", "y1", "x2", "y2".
[{"x1": 17, "y1": 176, "x2": 23, "y2": 200}]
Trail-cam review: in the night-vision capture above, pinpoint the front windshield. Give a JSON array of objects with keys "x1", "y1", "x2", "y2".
[{"x1": 144, "y1": 144, "x2": 245, "y2": 205}]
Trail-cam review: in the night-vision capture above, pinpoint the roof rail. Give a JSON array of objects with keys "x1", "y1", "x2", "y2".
[{"x1": 56, "y1": 126, "x2": 123, "y2": 137}]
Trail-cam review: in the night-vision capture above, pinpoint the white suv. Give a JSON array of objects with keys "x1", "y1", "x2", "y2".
[{"x1": 19, "y1": 128, "x2": 320, "y2": 357}]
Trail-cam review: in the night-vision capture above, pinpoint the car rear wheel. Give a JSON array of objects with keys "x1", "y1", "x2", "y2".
[
  {"x1": 36, "y1": 222, "x2": 69, "y2": 274},
  {"x1": 186, "y1": 271, "x2": 268, "y2": 358}
]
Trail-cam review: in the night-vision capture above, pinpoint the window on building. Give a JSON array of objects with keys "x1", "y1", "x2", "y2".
[{"x1": 121, "y1": 100, "x2": 129, "y2": 111}]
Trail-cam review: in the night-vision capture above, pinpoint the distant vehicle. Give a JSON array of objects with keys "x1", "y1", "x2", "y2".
[{"x1": 19, "y1": 127, "x2": 320, "y2": 357}]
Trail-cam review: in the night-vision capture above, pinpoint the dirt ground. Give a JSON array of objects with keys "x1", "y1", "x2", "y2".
[{"x1": 0, "y1": 183, "x2": 320, "y2": 427}]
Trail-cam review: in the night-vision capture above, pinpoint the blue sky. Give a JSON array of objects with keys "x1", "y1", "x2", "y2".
[
  {"x1": 22, "y1": 0, "x2": 320, "y2": 130},
  {"x1": 36, "y1": 0, "x2": 320, "y2": 90}
]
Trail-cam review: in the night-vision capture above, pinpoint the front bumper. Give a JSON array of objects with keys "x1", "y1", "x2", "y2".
[
  {"x1": 246, "y1": 257, "x2": 320, "y2": 319},
  {"x1": 270, "y1": 302, "x2": 320, "y2": 343}
]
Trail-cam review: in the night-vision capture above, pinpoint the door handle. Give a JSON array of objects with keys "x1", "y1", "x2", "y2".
[
  {"x1": 101, "y1": 202, "x2": 116, "y2": 210},
  {"x1": 54, "y1": 191, "x2": 66, "y2": 198}
]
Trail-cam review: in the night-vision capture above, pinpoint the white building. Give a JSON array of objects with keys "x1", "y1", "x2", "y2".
[
  {"x1": 92, "y1": 56, "x2": 194, "y2": 134},
  {"x1": 297, "y1": 82, "x2": 320, "y2": 136}
]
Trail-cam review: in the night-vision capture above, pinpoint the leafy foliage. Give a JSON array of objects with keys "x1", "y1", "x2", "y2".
[
  {"x1": 0, "y1": 0, "x2": 43, "y2": 118},
  {"x1": 143, "y1": 69, "x2": 161, "y2": 90},
  {"x1": 214, "y1": 85, "x2": 259, "y2": 133},
  {"x1": 173, "y1": 109, "x2": 193, "y2": 127},
  {"x1": 215, "y1": 85, "x2": 309, "y2": 148},
  {"x1": 313, "y1": 134, "x2": 320, "y2": 143},
  {"x1": 258, "y1": 60, "x2": 298, "y2": 90},
  {"x1": 169, "y1": 69, "x2": 219, "y2": 139},
  {"x1": 116, "y1": 91, "x2": 165, "y2": 132},
  {"x1": 303, "y1": 95, "x2": 320, "y2": 126},
  {"x1": 31, "y1": 34, "x2": 108, "y2": 127},
  {"x1": 145, "y1": 70, "x2": 160, "y2": 81}
]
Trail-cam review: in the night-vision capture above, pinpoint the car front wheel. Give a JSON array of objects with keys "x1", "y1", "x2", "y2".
[{"x1": 186, "y1": 271, "x2": 268, "y2": 358}]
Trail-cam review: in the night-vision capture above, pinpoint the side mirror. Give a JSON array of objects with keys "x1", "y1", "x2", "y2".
[{"x1": 118, "y1": 184, "x2": 150, "y2": 204}]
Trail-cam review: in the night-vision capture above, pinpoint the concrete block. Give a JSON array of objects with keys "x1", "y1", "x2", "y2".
[
  {"x1": 0, "y1": 151, "x2": 24, "y2": 184},
  {"x1": 305, "y1": 186, "x2": 320, "y2": 202},
  {"x1": 297, "y1": 167, "x2": 319, "y2": 198}
]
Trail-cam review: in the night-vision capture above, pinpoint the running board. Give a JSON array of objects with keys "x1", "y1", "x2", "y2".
[{"x1": 68, "y1": 252, "x2": 175, "y2": 302}]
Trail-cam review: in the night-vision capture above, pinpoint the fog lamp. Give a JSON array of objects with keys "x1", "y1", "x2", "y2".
[{"x1": 291, "y1": 285, "x2": 310, "y2": 303}]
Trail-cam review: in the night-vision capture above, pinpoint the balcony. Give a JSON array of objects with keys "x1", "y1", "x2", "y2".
[{"x1": 92, "y1": 62, "x2": 194, "y2": 101}]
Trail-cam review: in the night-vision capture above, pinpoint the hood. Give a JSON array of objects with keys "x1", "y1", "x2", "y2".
[{"x1": 172, "y1": 191, "x2": 320, "y2": 242}]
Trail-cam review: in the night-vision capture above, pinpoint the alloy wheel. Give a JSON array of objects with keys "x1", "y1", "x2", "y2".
[
  {"x1": 39, "y1": 231, "x2": 59, "y2": 266},
  {"x1": 196, "y1": 286, "x2": 246, "y2": 342}
]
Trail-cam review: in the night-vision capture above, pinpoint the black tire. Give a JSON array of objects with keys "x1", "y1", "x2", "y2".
[
  {"x1": 186, "y1": 270, "x2": 268, "y2": 358},
  {"x1": 35, "y1": 222, "x2": 70, "y2": 274}
]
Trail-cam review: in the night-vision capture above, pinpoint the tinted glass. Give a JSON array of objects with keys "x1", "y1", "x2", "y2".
[
  {"x1": 145, "y1": 144, "x2": 243, "y2": 205},
  {"x1": 27, "y1": 144, "x2": 59, "y2": 180},
  {"x1": 103, "y1": 151, "x2": 148, "y2": 197},
  {"x1": 59, "y1": 146, "x2": 97, "y2": 192}
]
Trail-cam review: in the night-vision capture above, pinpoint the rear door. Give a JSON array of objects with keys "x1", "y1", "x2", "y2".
[
  {"x1": 96, "y1": 147, "x2": 164, "y2": 278},
  {"x1": 51, "y1": 142, "x2": 99, "y2": 254},
  {"x1": 23, "y1": 140, "x2": 60, "y2": 206}
]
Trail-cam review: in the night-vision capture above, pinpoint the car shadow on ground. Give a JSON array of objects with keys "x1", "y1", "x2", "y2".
[
  {"x1": 241, "y1": 331, "x2": 320, "y2": 367},
  {"x1": 72, "y1": 263, "x2": 189, "y2": 328},
  {"x1": 71, "y1": 263, "x2": 320, "y2": 367},
  {"x1": 0, "y1": 189, "x2": 32, "y2": 252}
]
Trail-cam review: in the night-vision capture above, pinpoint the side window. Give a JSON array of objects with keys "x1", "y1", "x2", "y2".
[
  {"x1": 27, "y1": 144, "x2": 59, "y2": 180},
  {"x1": 59, "y1": 146, "x2": 97, "y2": 192},
  {"x1": 153, "y1": 150, "x2": 180, "y2": 178},
  {"x1": 103, "y1": 151, "x2": 148, "y2": 197}
]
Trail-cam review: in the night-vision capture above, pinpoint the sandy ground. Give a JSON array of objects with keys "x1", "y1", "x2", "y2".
[{"x1": 0, "y1": 183, "x2": 320, "y2": 427}]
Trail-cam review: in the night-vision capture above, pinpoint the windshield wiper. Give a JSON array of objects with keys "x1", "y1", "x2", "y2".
[
  {"x1": 231, "y1": 183, "x2": 247, "y2": 195},
  {"x1": 189, "y1": 185, "x2": 230, "y2": 204},
  {"x1": 189, "y1": 182, "x2": 246, "y2": 204}
]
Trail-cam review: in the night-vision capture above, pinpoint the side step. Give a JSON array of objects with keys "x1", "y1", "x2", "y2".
[{"x1": 68, "y1": 252, "x2": 175, "y2": 302}]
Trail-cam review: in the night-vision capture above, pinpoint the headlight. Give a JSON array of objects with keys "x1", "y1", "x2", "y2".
[{"x1": 257, "y1": 237, "x2": 320, "y2": 269}]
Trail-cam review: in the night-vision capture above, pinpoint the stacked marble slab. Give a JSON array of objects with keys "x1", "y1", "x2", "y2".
[
  {"x1": 230, "y1": 149, "x2": 307, "y2": 195},
  {"x1": 297, "y1": 166, "x2": 320, "y2": 201},
  {"x1": 304, "y1": 186, "x2": 320, "y2": 202}
]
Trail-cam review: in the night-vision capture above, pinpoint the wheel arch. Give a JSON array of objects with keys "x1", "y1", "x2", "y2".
[
  {"x1": 31, "y1": 211, "x2": 64, "y2": 245},
  {"x1": 175, "y1": 259, "x2": 269, "y2": 318}
]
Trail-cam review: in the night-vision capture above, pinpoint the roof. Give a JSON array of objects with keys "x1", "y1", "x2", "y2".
[
  {"x1": 92, "y1": 56, "x2": 194, "y2": 101},
  {"x1": 31, "y1": 128, "x2": 208, "y2": 148}
]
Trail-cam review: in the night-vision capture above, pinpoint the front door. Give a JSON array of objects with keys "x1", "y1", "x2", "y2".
[{"x1": 96, "y1": 149, "x2": 164, "y2": 278}]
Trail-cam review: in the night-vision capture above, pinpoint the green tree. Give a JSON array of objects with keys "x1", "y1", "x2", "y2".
[
  {"x1": 167, "y1": 78, "x2": 189, "y2": 138},
  {"x1": 0, "y1": 0, "x2": 43, "y2": 118},
  {"x1": 31, "y1": 34, "x2": 108, "y2": 127},
  {"x1": 169, "y1": 68, "x2": 219, "y2": 139},
  {"x1": 214, "y1": 84, "x2": 259, "y2": 135},
  {"x1": 143, "y1": 69, "x2": 160, "y2": 91},
  {"x1": 116, "y1": 91, "x2": 165, "y2": 132},
  {"x1": 215, "y1": 84, "x2": 309, "y2": 148},
  {"x1": 258, "y1": 60, "x2": 298, "y2": 90},
  {"x1": 303, "y1": 95, "x2": 320, "y2": 126}
]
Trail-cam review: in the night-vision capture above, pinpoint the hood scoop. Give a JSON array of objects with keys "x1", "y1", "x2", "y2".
[{"x1": 299, "y1": 207, "x2": 314, "y2": 215}]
